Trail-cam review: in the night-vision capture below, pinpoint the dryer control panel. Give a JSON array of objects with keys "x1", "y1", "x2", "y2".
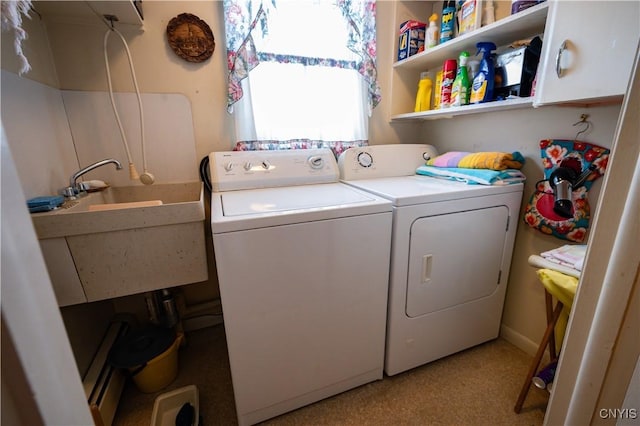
[
  {"x1": 210, "y1": 149, "x2": 339, "y2": 192},
  {"x1": 338, "y1": 144, "x2": 439, "y2": 180}
]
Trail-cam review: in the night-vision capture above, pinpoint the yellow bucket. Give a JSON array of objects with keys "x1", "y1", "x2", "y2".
[
  {"x1": 130, "y1": 333, "x2": 183, "y2": 393},
  {"x1": 109, "y1": 326, "x2": 183, "y2": 394}
]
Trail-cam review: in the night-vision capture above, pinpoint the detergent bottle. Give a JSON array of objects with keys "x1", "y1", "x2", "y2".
[
  {"x1": 414, "y1": 71, "x2": 433, "y2": 112},
  {"x1": 426, "y1": 14, "x2": 439, "y2": 49},
  {"x1": 433, "y1": 69, "x2": 443, "y2": 109},
  {"x1": 470, "y1": 42, "x2": 497, "y2": 104},
  {"x1": 450, "y1": 51, "x2": 471, "y2": 106}
]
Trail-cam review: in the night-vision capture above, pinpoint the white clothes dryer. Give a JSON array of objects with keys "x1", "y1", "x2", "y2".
[
  {"x1": 339, "y1": 144, "x2": 524, "y2": 376},
  {"x1": 209, "y1": 149, "x2": 392, "y2": 425}
]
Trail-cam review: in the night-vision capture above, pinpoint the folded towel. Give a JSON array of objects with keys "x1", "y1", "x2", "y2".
[
  {"x1": 541, "y1": 244, "x2": 587, "y2": 271},
  {"x1": 528, "y1": 255, "x2": 581, "y2": 278},
  {"x1": 416, "y1": 165, "x2": 526, "y2": 186},
  {"x1": 27, "y1": 195, "x2": 64, "y2": 213},
  {"x1": 426, "y1": 151, "x2": 525, "y2": 170}
]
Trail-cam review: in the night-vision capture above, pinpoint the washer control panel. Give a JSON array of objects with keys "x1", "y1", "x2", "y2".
[
  {"x1": 338, "y1": 144, "x2": 439, "y2": 180},
  {"x1": 210, "y1": 149, "x2": 338, "y2": 192}
]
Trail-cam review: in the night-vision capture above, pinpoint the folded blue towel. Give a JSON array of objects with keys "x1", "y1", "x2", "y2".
[
  {"x1": 27, "y1": 195, "x2": 64, "y2": 213},
  {"x1": 416, "y1": 165, "x2": 526, "y2": 186}
]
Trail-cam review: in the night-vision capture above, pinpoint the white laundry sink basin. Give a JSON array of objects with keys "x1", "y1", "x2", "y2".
[
  {"x1": 31, "y1": 182, "x2": 208, "y2": 303},
  {"x1": 32, "y1": 182, "x2": 204, "y2": 238},
  {"x1": 87, "y1": 200, "x2": 164, "y2": 211}
]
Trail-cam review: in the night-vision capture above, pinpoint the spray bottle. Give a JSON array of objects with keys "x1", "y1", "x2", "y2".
[
  {"x1": 470, "y1": 42, "x2": 497, "y2": 104},
  {"x1": 450, "y1": 51, "x2": 471, "y2": 107}
]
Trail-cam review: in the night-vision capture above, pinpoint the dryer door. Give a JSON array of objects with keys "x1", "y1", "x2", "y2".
[{"x1": 406, "y1": 206, "x2": 508, "y2": 317}]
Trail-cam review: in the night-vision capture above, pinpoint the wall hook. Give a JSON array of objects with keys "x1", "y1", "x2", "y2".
[
  {"x1": 104, "y1": 14, "x2": 119, "y2": 30},
  {"x1": 573, "y1": 114, "x2": 592, "y2": 140}
]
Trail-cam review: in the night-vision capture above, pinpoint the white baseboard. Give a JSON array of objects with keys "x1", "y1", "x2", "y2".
[{"x1": 500, "y1": 323, "x2": 549, "y2": 361}]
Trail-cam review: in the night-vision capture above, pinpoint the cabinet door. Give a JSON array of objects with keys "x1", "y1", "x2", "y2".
[
  {"x1": 39, "y1": 238, "x2": 87, "y2": 306},
  {"x1": 534, "y1": 1, "x2": 640, "y2": 106}
]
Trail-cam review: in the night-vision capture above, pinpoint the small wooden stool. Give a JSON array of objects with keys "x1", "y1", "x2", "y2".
[{"x1": 514, "y1": 289, "x2": 564, "y2": 413}]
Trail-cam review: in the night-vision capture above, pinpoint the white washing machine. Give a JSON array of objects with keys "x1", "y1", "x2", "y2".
[
  {"x1": 209, "y1": 149, "x2": 393, "y2": 426},
  {"x1": 339, "y1": 144, "x2": 524, "y2": 376}
]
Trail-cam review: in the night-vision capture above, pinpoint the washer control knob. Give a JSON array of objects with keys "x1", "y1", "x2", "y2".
[
  {"x1": 261, "y1": 160, "x2": 271, "y2": 170},
  {"x1": 223, "y1": 162, "x2": 235, "y2": 172},
  {"x1": 308, "y1": 156, "x2": 324, "y2": 170},
  {"x1": 357, "y1": 152, "x2": 373, "y2": 168},
  {"x1": 243, "y1": 162, "x2": 253, "y2": 171}
]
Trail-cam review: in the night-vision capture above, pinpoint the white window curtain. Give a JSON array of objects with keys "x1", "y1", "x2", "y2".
[{"x1": 234, "y1": 62, "x2": 369, "y2": 142}]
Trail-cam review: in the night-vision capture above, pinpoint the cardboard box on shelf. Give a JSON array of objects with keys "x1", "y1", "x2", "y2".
[{"x1": 398, "y1": 20, "x2": 426, "y2": 61}]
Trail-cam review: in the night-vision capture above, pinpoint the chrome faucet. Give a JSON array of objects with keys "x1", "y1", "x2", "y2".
[{"x1": 62, "y1": 158, "x2": 123, "y2": 197}]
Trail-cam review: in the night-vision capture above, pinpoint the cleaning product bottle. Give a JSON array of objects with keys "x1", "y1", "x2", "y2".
[
  {"x1": 434, "y1": 69, "x2": 443, "y2": 109},
  {"x1": 440, "y1": 0, "x2": 456, "y2": 44},
  {"x1": 467, "y1": 59, "x2": 480, "y2": 83},
  {"x1": 482, "y1": 0, "x2": 495, "y2": 26},
  {"x1": 414, "y1": 71, "x2": 433, "y2": 112},
  {"x1": 470, "y1": 42, "x2": 497, "y2": 104},
  {"x1": 439, "y1": 59, "x2": 457, "y2": 108},
  {"x1": 426, "y1": 14, "x2": 439, "y2": 49},
  {"x1": 450, "y1": 51, "x2": 471, "y2": 107}
]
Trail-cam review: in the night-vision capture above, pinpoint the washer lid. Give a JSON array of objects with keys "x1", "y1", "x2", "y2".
[
  {"x1": 211, "y1": 182, "x2": 392, "y2": 233},
  {"x1": 343, "y1": 175, "x2": 523, "y2": 207},
  {"x1": 221, "y1": 183, "x2": 375, "y2": 217}
]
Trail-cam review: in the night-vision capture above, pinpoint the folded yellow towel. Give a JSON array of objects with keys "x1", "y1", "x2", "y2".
[{"x1": 426, "y1": 151, "x2": 525, "y2": 170}]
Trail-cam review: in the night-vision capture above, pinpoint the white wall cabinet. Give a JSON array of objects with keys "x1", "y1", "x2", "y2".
[{"x1": 533, "y1": 1, "x2": 640, "y2": 106}]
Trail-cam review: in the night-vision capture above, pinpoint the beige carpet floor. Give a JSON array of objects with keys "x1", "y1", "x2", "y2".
[{"x1": 113, "y1": 324, "x2": 548, "y2": 426}]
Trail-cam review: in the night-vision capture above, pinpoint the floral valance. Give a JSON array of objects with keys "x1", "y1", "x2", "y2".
[{"x1": 234, "y1": 139, "x2": 368, "y2": 158}]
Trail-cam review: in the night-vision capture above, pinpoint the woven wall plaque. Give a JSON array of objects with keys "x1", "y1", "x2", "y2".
[{"x1": 166, "y1": 13, "x2": 215, "y2": 63}]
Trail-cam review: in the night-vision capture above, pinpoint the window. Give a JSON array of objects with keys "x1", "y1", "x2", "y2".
[{"x1": 223, "y1": 0, "x2": 379, "y2": 155}]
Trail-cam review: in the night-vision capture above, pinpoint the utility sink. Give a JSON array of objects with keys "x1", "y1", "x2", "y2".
[
  {"x1": 32, "y1": 182, "x2": 208, "y2": 305},
  {"x1": 32, "y1": 182, "x2": 204, "y2": 238}
]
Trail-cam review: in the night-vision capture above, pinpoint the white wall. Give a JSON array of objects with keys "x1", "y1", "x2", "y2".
[
  {"x1": 1, "y1": 70, "x2": 79, "y2": 199},
  {"x1": 62, "y1": 91, "x2": 199, "y2": 186},
  {"x1": 41, "y1": 0, "x2": 235, "y2": 158}
]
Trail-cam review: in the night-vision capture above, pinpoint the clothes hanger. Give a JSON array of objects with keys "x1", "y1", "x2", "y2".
[{"x1": 572, "y1": 114, "x2": 592, "y2": 140}]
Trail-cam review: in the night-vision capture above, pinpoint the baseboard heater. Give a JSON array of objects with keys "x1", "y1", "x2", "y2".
[{"x1": 83, "y1": 320, "x2": 130, "y2": 426}]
